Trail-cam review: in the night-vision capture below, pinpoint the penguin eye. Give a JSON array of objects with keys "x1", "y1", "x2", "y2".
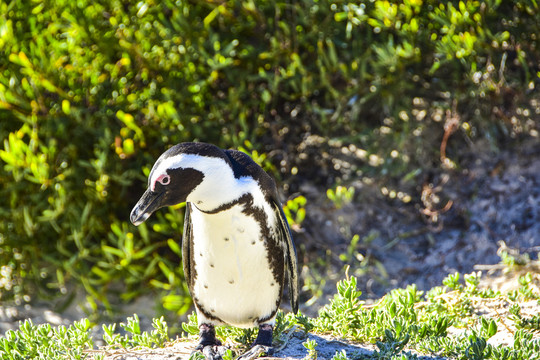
[{"x1": 156, "y1": 174, "x2": 170, "y2": 186}]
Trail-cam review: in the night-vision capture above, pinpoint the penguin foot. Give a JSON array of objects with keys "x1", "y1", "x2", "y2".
[
  {"x1": 193, "y1": 324, "x2": 228, "y2": 360},
  {"x1": 237, "y1": 323, "x2": 274, "y2": 360},
  {"x1": 237, "y1": 344, "x2": 274, "y2": 360}
]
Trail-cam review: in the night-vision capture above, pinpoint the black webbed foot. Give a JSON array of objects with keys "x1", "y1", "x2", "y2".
[
  {"x1": 193, "y1": 324, "x2": 228, "y2": 360},
  {"x1": 237, "y1": 324, "x2": 274, "y2": 360}
]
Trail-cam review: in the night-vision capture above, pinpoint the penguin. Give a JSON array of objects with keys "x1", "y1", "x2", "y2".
[{"x1": 130, "y1": 142, "x2": 299, "y2": 360}]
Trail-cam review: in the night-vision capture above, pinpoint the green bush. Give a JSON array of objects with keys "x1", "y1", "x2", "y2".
[{"x1": 0, "y1": 0, "x2": 538, "y2": 313}]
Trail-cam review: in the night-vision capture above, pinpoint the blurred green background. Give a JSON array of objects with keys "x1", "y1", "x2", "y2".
[{"x1": 0, "y1": 0, "x2": 538, "y2": 321}]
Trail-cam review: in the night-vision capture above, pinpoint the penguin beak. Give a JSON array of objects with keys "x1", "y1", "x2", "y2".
[{"x1": 130, "y1": 189, "x2": 164, "y2": 226}]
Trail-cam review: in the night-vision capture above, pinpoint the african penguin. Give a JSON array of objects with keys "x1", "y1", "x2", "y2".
[{"x1": 130, "y1": 142, "x2": 299, "y2": 360}]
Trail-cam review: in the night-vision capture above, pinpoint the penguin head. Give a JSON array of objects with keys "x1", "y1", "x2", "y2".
[{"x1": 130, "y1": 142, "x2": 232, "y2": 226}]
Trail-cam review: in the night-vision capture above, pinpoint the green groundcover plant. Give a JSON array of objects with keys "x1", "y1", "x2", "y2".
[{"x1": 1, "y1": 271, "x2": 540, "y2": 359}]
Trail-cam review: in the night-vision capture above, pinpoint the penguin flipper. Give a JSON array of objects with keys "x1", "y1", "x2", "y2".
[
  {"x1": 182, "y1": 203, "x2": 194, "y2": 292},
  {"x1": 272, "y1": 200, "x2": 299, "y2": 314}
]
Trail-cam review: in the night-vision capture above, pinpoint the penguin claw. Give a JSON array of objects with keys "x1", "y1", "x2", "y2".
[
  {"x1": 237, "y1": 345, "x2": 274, "y2": 360},
  {"x1": 192, "y1": 344, "x2": 229, "y2": 360}
]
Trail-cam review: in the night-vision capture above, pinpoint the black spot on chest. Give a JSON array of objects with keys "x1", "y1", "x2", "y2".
[
  {"x1": 237, "y1": 195, "x2": 285, "y2": 287},
  {"x1": 197, "y1": 193, "x2": 284, "y2": 284}
]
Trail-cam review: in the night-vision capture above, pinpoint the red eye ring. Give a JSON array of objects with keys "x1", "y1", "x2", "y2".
[{"x1": 157, "y1": 174, "x2": 170, "y2": 186}]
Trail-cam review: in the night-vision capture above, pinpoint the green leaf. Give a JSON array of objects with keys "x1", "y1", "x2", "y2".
[
  {"x1": 167, "y1": 239, "x2": 182, "y2": 256},
  {"x1": 102, "y1": 245, "x2": 124, "y2": 258}
]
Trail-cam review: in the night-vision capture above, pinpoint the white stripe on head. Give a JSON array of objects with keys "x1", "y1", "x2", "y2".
[
  {"x1": 148, "y1": 153, "x2": 277, "y2": 224},
  {"x1": 149, "y1": 153, "x2": 230, "y2": 192}
]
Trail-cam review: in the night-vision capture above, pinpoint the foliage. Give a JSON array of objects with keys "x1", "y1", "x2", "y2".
[
  {"x1": 1, "y1": 0, "x2": 539, "y2": 314},
  {"x1": 331, "y1": 349, "x2": 350, "y2": 360},
  {"x1": 101, "y1": 314, "x2": 169, "y2": 348},
  {"x1": 303, "y1": 338, "x2": 319, "y2": 360},
  {"x1": 283, "y1": 195, "x2": 307, "y2": 228},
  {"x1": 327, "y1": 186, "x2": 355, "y2": 209},
  {"x1": 496, "y1": 241, "x2": 538, "y2": 274},
  {"x1": 0, "y1": 318, "x2": 93, "y2": 360},
  {"x1": 313, "y1": 272, "x2": 540, "y2": 359},
  {"x1": 0, "y1": 315, "x2": 169, "y2": 360},
  {"x1": 509, "y1": 304, "x2": 540, "y2": 332}
]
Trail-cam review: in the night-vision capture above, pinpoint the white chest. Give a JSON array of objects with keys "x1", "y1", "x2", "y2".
[{"x1": 189, "y1": 204, "x2": 281, "y2": 328}]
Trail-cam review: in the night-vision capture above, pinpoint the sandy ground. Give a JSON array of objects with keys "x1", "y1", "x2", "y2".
[{"x1": 82, "y1": 332, "x2": 448, "y2": 360}]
